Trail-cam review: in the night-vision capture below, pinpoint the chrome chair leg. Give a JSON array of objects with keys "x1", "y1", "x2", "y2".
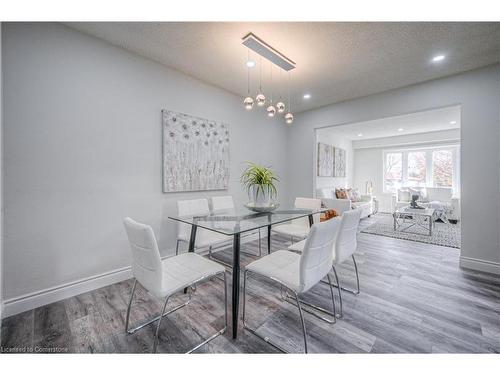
[
  {"x1": 126, "y1": 281, "x2": 192, "y2": 335},
  {"x1": 187, "y1": 271, "x2": 228, "y2": 353},
  {"x1": 351, "y1": 254, "x2": 360, "y2": 295},
  {"x1": 293, "y1": 291, "x2": 308, "y2": 354},
  {"x1": 147, "y1": 271, "x2": 227, "y2": 353},
  {"x1": 125, "y1": 279, "x2": 137, "y2": 333},
  {"x1": 242, "y1": 270, "x2": 287, "y2": 353},
  {"x1": 326, "y1": 273, "x2": 337, "y2": 322},
  {"x1": 320, "y1": 254, "x2": 360, "y2": 295},
  {"x1": 331, "y1": 266, "x2": 343, "y2": 318},
  {"x1": 153, "y1": 295, "x2": 171, "y2": 353},
  {"x1": 283, "y1": 290, "x2": 336, "y2": 324}
]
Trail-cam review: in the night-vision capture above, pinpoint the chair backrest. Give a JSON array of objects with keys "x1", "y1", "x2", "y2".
[
  {"x1": 299, "y1": 218, "x2": 339, "y2": 293},
  {"x1": 177, "y1": 198, "x2": 210, "y2": 239},
  {"x1": 211, "y1": 195, "x2": 235, "y2": 213},
  {"x1": 334, "y1": 209, "x2": 362, "y2": 264},
  {"x1": 123, "y1": 217, "x2": 162, "y2": 296},
  {"x1": 292, "y1": 197, "x2": 322, "y2": 228}
]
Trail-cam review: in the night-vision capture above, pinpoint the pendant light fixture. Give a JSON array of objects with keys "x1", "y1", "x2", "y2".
[
  {"x1": 276, "y1": 68, "x2": 286, "y2": 113},
  {"x1": 241, "y1": 33, "x2": 296, "y2": 124},
  {"x1": 266, "y1": 63, "x2": 276, "y2": 117},
  {"x1": 243, "y1": 49, "x2": 254, "y2": 110},
  {"x1": 255, "y1": 57, "x2": 266, "y2": 107},
  {"x1": 285, "y1": 71, "x2": 294, "y2": 125}
]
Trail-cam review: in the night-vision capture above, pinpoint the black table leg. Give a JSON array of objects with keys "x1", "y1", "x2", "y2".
[
  {"x1": 188, "y1": 225, "x2": 197, "y2": 253},
  {"x1": 308, "y1": 214, "x2": 314, "y2": 227},
  {"x1": 232, "y1": 233, "x2": 241, "y2": 339},
  {"x1": 267, "y1": 225, "x2": 271, "y2": 254},
  {"x1": 184, "y1": 225, "x2": 197, "y2": 294}
]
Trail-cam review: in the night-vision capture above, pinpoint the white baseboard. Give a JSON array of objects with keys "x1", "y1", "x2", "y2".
[
  {"x1": 2, "y1": 265, "x2": 133, "y2": 318},
  {"x1": 1, "y1": 231, "x2": 266, "y2": 319},
  {"x1": 459, "y1": 256, "x2": 500, "y2": 275}
]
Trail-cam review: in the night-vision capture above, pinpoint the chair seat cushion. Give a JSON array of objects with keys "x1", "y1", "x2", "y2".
[
  {"x1": 271, "y1": 224, "x2": 309, "y2": 239},
  {"x1": 246, "y1": 250, "x2": 301, "y2": 292},
  {"x1": 179, "y1": 228, "x2": 231, "y2": 248},
  {"x1": 160, "y1": 253, "x2": 225, "y2": 297}
]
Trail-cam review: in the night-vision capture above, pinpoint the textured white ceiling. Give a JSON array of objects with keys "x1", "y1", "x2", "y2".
[
  {"x1": 64, "y1": 22, "x2": 500, "y2": 113},
  {"x1": 318, "y1": 106, "x2": 460, "y2": 141}
]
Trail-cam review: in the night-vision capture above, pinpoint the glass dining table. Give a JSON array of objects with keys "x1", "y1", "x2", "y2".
[{"x1": 168, "y1": 205, "x2": 327, "y2": 339}]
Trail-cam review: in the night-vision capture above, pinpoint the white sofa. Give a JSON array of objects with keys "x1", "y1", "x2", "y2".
[
  {"x1": 316, "y1": 187, "x2": 373, "y2": 218},
  {"x1": 391, "y1": 187, "x2": 460, "y2": 221}
]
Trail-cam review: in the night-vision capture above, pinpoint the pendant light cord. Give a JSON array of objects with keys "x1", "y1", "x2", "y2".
[
  {"x1": 247, "y1": 49, "x2": 250, "y2": 95},
  {"x1": 288, "y1": 71, "x2": 291, "y2": 112},
  {"x1": 259, "y1": 56, "x2": 262, "y2": 92},
  {"x1": 270, "y1": 64, "x2": 273, "y2": 104}
]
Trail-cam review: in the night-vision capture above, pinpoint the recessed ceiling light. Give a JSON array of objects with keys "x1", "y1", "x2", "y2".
[
  {"x1": 303, "y1": 94, "x2": 311, "y2": 99},
  {"x1": 450, "y1": 120, "x2": 457, "y2": 125},
  {"x1": 246, "y1": 60, "x2": 255, "y2": 68},
  {"x1": 398, "y1": 128, "x2": 404, "y2": 132},
  {"x1": 357, "y1": 133, "x2": 363, "y2": 137},
  {"x1": 432, "y1": 55, "x2": 445, "y2": 63}
]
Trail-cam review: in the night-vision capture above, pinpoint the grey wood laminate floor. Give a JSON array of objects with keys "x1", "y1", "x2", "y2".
[{"x1": 2, "y1": 216, "x2": 500, "y2": 354}]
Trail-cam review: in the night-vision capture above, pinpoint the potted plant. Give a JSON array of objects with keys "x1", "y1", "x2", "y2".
[{"x1": 240, "y1": 162, "x2": 279, "y2": 207}]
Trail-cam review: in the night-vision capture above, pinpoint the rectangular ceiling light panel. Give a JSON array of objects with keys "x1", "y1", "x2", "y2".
[{"x1": 242, "y1": 32, "x2": 296, "y2": 71}]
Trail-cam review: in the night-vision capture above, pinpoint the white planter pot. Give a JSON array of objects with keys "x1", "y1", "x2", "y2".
[{"x1": 251, "y1": 185, "x2": 271, "y2": 207}]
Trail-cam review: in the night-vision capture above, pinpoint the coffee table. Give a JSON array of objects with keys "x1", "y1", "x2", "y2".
[{"x1": 393, "y1": 207, "x2": 436, "y2": 236}]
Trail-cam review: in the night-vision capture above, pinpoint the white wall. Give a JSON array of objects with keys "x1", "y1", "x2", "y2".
[
  {"x1": 353, "y1": 129, "x2": 460, "y2": 212},
  {"x1": 2, "y1": 23, "x2": 289, "y2": 314},
  {"x1": 287, "y1": 64, "x2": 500, "y2": 275},
  {"x1": 315, "y1": 128, "x2": 353, "y2": 191}
]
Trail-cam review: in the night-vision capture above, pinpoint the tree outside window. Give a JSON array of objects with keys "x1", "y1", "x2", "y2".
[
  {"x1": 432, "y1": 150, "x2": 453, "y2": 187},
  {"x1": 384, "y1": 152, "x2": 402, "y2": 193}
]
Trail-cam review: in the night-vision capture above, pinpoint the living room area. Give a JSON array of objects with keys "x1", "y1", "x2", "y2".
[{"x1": 315, "y1": 105, "x2": 461, "y2": 249}]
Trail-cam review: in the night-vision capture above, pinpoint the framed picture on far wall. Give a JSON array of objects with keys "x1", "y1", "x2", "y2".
[
  {"x1": 317, "y1": 143, "x2": 334, "y2": 177},
  {"x1": 333, "y1": 146, "x2": 346, "y2": 177}
]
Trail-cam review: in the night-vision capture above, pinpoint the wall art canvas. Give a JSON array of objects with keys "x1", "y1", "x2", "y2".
[
  {"x1": 317, "y1": 143, "x2": 334, "y2": 177},
  {"x1": 333, "y1": 147, "x2": 346, "y2": 177},
  {"x1": 162, "y1": 110, "x2": 230, "y2": 192}
]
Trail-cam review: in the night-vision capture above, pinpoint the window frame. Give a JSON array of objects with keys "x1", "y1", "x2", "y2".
[{"x1": 382, "y1": 144, "x2": 460, "y2": 195}]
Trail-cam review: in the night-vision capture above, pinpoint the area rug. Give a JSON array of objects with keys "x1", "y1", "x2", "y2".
[{"x1": 361, "y1": 214, "x2": 461, "y2": 248}]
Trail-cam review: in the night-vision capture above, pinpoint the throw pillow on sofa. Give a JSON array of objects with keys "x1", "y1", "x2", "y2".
[
  {"x1": 351, "y1": 188, "x2": 361, "y2": 202},
  {"x1": 335, "y1": 188, "x2": 349, "y2": 199}
]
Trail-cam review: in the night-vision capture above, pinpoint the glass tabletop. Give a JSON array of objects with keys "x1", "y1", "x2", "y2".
[{"x1": 168, "y1": 206, "x2": 327, "y2": 236}]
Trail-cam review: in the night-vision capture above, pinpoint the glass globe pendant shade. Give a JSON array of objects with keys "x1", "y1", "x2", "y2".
[
  {"x1": 266, "y1": 105, "x2": 276, "y2": 117},
  {"x1": 276, "y1": 101, "x2": 285, "y2": 113},
  {"x1": 255, "y1": 93, "x2": 266, "y2": 106},
  {"x1": 243, "y1": 96, "x2": 254, "y2": 110},
  {"x1": 285, "y1": 112, "x2": 294, "y2": 125}
]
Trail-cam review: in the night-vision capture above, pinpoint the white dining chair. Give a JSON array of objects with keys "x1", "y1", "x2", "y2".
[
  {"x1": 176, "y1": 198, "x2": 230, "y2": 256},
  {"x1": 210, "y1": 195, "x2": 262, "y2": 257},
  {"x1": 288, "y1": 208, "x2": 362, "y2": 318},
  {"x1": 242, "y1": 218, "x2": 339, "y2": 353},
  {"x1": 123, "y1": 217, "x2": 227, "y2": 353},
  {"x1": 271, "y1": 197, "x2": 322, "y2": 243}
]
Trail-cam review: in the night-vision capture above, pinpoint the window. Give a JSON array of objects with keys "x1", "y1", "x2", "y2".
[
  {"x1": 432, "y1": 150, "x2": 453, "y2": 187},
  {"x1": 407, "y1": 151, "x2": 426, "y2": 187},
  {"x1": 383, "y1": 145, "x2": 459, "y2": 194},
  {"x1": 384, "y1": 152, "x2": 402, "y2": 192}
]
